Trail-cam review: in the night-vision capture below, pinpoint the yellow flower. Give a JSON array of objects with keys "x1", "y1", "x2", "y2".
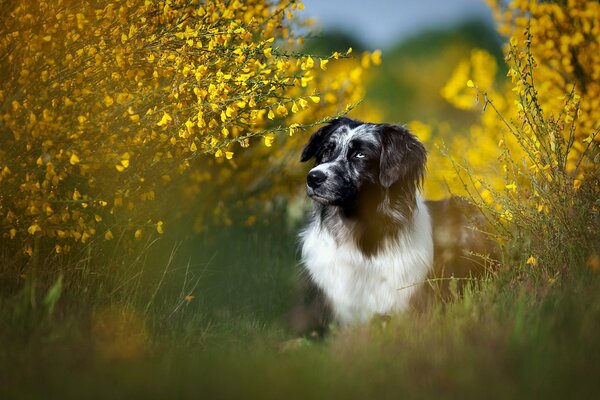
[
  {"x1": 157, "y1": 112, "x2": 172, "y2": 127},
  {"x1": 500, "y1": 210, "x2": 513, "y2": 221},
  {"x1": 505, "y1": 182, "x2": 517, "y2": 192},
  {"x1": 156, "y1": 221, "x2": 164, "y2": 234},
  {"x1": 289, "y1": 123, "x2": 300, "y2": 136},
  {"x1": 70, "y1": 153, "x2": 80, "y2": 165},
  {"x1": 134, "y1": 229, "x2": 142, "y2": 240},
  {"x1": 276, "y1": 104, "x2": 288, "y2": 117},
  {"x1": 103, "y1": 95, "x2": 114, "y2": 107},
  {"x1": 115, "y1": 158, "x2": 129, "y2": 172},
  {"x1": 305, "y1": 56, "x2": 314, "y2": 69},
  {"x1": 526, "y1": 256, "x2": 537, "y2": 266},
  {"x1": 371, "y1": 49, "x2": 382, "y2": 65},
  {"x1": 27, "y1": 224, "x2": 42, "y2": 235},
  {"x1": 264, "y1": 135, "x2": 275, "y2": 147},
  {"x1": 407, "y1": 121, "x2": 432, "y2": 142}
]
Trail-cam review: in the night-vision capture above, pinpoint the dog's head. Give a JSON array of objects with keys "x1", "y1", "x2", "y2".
[{"x1": 300, "y1": 118, "x2": 426, "y2": 211}]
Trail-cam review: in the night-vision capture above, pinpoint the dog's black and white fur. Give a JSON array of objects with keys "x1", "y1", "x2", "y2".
[{"x1": 290, "y1": 118, "x2": 494, "y2": 334}]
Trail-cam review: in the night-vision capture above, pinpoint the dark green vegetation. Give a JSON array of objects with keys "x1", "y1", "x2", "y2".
[
  {"x1": 2, "y1": 218, "x2": 600, "y2": 399},
  {"x1": 2, "y1": 20, "x2": 600, "y2": 400}
]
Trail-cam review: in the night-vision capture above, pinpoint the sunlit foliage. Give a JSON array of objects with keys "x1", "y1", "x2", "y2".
[
  {"x1": 427, "y1": 0, "x2": 599, "y2": 270},
  {"x1": 0, "y1": 0, "x2": 377, "y2": 252}
]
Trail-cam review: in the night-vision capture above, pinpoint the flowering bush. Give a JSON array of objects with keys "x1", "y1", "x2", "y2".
[
  {"x1": 426, "y1": 0, "x2": 599, "y2": 271},
  {"x1": 0, "y1": 0, "x2": 378, "y2": 253}
]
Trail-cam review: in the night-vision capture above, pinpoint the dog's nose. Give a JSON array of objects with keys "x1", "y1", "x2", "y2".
[{"x1": 307, "y1": 170, "x2": 327, "y2": 188}]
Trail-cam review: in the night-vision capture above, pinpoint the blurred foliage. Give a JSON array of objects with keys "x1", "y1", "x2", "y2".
[
  {"x1": 366, "y1": 19, "x2": 503, "y2": 126},
  {"x1": 302, "y1": 29, "x2": 368, "y2": 55},
  {"x1": 0, "y1": 0, "x2": 379, "y2": 254}
]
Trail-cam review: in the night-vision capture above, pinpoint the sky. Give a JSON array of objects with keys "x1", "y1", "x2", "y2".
[{"x1": 300, "y1": 0, "x2": 495, "y2": 49}]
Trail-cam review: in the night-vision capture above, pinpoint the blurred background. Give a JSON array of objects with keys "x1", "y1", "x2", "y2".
[
  {"x1": 303, "y1": 0, "x2": 494, "y2": 49},
  {"x1": 301, "y1": 0, "x2": 502, "y2": 128}
]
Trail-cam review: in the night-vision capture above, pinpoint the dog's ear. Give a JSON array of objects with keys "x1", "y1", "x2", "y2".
[
  {"x1": 378, "y1": 124, "x2": 427, "y2": 190},
  {"x1": 300, "y1": 120, "x2": 341, "y2": 162}
]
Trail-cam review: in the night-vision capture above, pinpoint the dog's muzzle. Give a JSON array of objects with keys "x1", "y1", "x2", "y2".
[
  {"x1": 307, "y1": 170, "x2": 327, "y2": 189},
  {"x1": 306, "y1": 169, "x2": 331, "y2": 204}
]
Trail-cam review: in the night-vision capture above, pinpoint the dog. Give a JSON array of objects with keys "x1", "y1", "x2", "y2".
[{"x1": 289, "y1": 118, "x2": 495, "y2": 335}]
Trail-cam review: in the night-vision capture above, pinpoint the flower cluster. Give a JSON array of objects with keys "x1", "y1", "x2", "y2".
[
  {"x1": 424, "y1": 0, "x2": 600, "y2": 197},
  {"x1": 0, "y1": 0, "x2": 378, "y2": 253},
  {"x1": 426, "y1": 0, "x2": 599, "y2": 269}
]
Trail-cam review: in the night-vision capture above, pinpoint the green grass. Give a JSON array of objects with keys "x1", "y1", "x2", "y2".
[{"x1": 2, "y1": 215, "x2": 600, "y2": 400}]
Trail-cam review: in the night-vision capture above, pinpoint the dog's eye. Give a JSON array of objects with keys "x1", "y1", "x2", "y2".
[
  {"x1": 354, "y1": 152, "x2": 366, "y2": 159},
  {"x1": 322, "y1": 148, "x2": 333, "y2": 161}
]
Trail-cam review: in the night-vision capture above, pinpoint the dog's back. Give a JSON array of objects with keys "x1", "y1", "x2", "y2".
[{"x1": 411, "y1": 197, "x2": 499, "y2": 310}]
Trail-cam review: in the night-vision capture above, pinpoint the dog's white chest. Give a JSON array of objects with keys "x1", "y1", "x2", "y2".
[{"x1": 300, "y1": 201, "x2": 433, "y2": 325}]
